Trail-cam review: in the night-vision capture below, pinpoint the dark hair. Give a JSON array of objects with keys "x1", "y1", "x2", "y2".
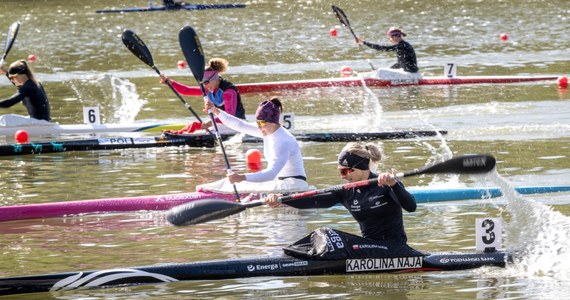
[{"x1": 268, "y1": 97, "x2": 283, "y2": 113}]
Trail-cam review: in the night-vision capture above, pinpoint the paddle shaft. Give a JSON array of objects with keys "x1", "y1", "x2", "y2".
[
  {"x1": 179, "y1": 25, "x2": 240, "y2": 200},
  {"x1": 166, "y1": 154, "x2": 497, "y2": 226},
  {"x1": 331, "y1": 6, "x2": 375, "y2": 70},
  {"x1": 248, "y1": 154, "x2": 497, "y2": 208},
  {"x1": 1, "y1": 21, "x2": 20, "y2": 66}
]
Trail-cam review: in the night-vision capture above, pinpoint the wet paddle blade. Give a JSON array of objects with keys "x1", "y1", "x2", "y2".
[
  {"x1": 331, "y1": 5, "x2": 351, "y2": 28},
  {"x1": 400, "y1": 154, "x2": 496, "y2": 177},
  {"x1": 179, "y1": 25, "x2": 205, "y2": 85},
  {"x1": 167, "y1": 199, "x2": 247, "y2": 226},
  {"x1": 1, "y1": 21, "x2": 20, "y2": 64},
  {"x1": 121, "y1": 29, "x2": 155, "y2": 68}
]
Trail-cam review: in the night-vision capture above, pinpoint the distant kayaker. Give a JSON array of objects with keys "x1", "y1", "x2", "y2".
[
  {"x1": 356, "y1": 27, "x2": 419, "y2": 73},
  {"x1": 160, "y1": 57, "x2": 246, "y2": 134},
  {"x1": 265, "y1": 142, "x2": 417, "y2": 247},
  {"x1": 0, "y1": 60, "x2": 51, "y2": 126},
  {"x1": 198, "y1": 97, "x2": 310, "y2": 193}
]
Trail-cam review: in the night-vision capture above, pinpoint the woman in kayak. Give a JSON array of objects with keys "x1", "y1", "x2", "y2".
[
  {"x1": 198, "y1": 97, "x2": 310, "y2": 194},
  {"x1": 265, "y1": 142, "x2": 416, "y2": 246},
  {"x1": 160, "y1": 57, "x2": 246, "y2": 134},
  {"x1": 356, "y1": 27, "x2": 419, "y2": 73},
  {"x1": 0, "y1": 60, "x2": 51, "y2": 125}
]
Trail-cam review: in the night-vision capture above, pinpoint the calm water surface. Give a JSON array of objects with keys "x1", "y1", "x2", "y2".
[{"x1": 1, "y1": 0, "x2": 569, "y2": 299}]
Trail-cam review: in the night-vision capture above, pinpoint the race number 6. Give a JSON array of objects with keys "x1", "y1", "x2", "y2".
[
  {"x1": 83, "y1": 106, "x2": 101, "y2": 125},
  {"x1": 475, "y1": 218, "x2": 502, "y2": 251}
]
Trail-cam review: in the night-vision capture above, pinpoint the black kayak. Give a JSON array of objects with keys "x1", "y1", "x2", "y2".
[
  {"x1": 96, "y1": 3, "x2": 246, "y2": 13},
  {"x1": 0, "y1": 250, "x2": 506, "y2": 296},
  {"x1": 0, "y1": 228, "x2": 507, "y2": 296},
  {"x1": 163, "y1": 129, "x2": 448, "y2": 143},
  {"x1": 0, "y1": 134, "x2": 214, "y2": 156}
]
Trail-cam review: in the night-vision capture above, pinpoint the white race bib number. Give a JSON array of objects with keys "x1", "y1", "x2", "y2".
[
  {"x1": 445, "y1": 63, "x2": 457, "y2": 78},
  {"x1": 281, "y1": 113, "x2": 295, "y2": 132},
  {"x1": 475, "y1": 218, "x2": 502, "y2": 251},
  {"x1": 83, "y1": 107, "x2": 101, "y2": 125}
]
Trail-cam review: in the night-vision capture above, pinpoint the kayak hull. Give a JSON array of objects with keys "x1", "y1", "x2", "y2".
[
  {"x1": 0, "y1": 134, "x2": 215, "y2": 156},
  {"x1": 0, "y1": 251, "x2": 507, "y2": 295},
  {"x1": 174, "y1": 75, "x2": 561, "y2": 96},
  {"x1": 96, "y1": 3, "x2": 246, "y2": 13}
]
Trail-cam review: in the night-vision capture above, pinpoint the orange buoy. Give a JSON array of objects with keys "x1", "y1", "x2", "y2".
[
  {"x1": 15, "y1": 130, "x2": 29, "y2": 144},
  {"x1": 246, "y1": 149, "x2": 262, "y2": 172}
]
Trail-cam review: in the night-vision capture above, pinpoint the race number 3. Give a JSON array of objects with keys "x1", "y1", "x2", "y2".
[
  {"x1": 475, "y1": 218, "x2": 502, "y2": 251},
  {"x1": 445, "y1": 63, "x2": 457, "y2": 78},
  {"x1": 83, "y1": 107, "x2": 101, "y2": 125}
]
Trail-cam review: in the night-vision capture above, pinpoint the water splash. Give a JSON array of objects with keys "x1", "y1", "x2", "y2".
[
  {"x1": 107, "y1": 75, "x2": 147, "y2": 123},
  {"x1": 490, "y1": 172, "x2": 570, "y2": 281}
]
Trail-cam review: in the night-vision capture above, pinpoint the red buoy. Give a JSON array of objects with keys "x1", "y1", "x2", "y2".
[
  {"x1": 340, "y1": 66, "x2": 353, "y2": 77},
  {"x1": 500, "y1": 33, "x2": 508, "y2": 41},
  {"x1": 246, "y1": 149, "x2": 262, "y2": 172},
  {"x1": 15, "y1": 130, "x2": 29, "y2": 144},
  {"x1": 329, "y1": 28, "x2": 338, "y2": 37},
  {"x1": 27, "y1": 54, "x2": 37, "y2": 63},
  {"x1": 558, "y1": 76, "x2": 569, "y2": 89},
  {"x1": 177, "y1": 60, "x2": 186, "y2": 69}
]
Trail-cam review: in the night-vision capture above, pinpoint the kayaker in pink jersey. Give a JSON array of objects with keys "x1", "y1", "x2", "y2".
[{"x1": 160, "y1": 57, "x2": 246, "y2": 134}]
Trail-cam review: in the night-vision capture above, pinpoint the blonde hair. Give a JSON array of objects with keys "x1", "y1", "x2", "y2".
[
  {"x1": 205, "y1": 58, "x2": 228, "y2": 73},
  {"x1": 341, "y1": 142, "x2": 382, "y2": 169}
]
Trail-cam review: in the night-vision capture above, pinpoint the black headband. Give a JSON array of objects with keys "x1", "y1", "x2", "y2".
[
  {"x1": 8, "y1": 65, "x2": 27, "y2": 76},
  {"x1": 337, "y1": 151, "x2": 370, "y2": 170}
]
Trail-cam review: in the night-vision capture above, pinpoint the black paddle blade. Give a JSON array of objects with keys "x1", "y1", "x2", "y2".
[
  {"x1": 402, "y1": 154, "x2": 496, "y2": 177},
  {"x1": 2, "y1": 21, "x2": 20, "y2": 62},
  {"x1": 167, "y1": 199, "x2": 246, "y2": 226},
  {"x1": 121, "y1": 29, "x2": 155, "y2": 68},
  {"x1": 179, "y1": 26, "x2": 205, "y2": 84},
  {"x1": 331, "y1": 5, "x2": 351, "y2": 28}
]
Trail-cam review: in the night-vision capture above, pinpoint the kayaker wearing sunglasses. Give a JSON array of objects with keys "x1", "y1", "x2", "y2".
[{"x1": 0, "y1": 60, "x2": 51, "y2": 125}]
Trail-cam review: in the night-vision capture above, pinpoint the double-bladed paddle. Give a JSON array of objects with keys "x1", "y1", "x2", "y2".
[
  {"x1": 331, "y1": 6, "x2": 375, "y2": 70},
  {"x1": 178, "y1": 25, "x2": 240, "y2": 201},
  {"x1": 167, "y1": 154, "x2": 497, "y2": 226},
  {"x1": 121, "y1": 29, "x2": 205, "y2": 124},
  {"x1": 1, "y1": 21, "x2": 20, "y2": 66}
]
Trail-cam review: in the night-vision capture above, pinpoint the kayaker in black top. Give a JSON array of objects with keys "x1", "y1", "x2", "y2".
[
  {"x1": 265, "y1": 142, "x2": 417, "y2": 245},
  {"x1": 356, "y1": 27, "x2": 419, "y2": 73},
  {"x1": 160, "y1": 57, "x2": 246, "y2": 134},
  {"x1": 0, "y1": 60, "x2": 51, "y2": 121}
]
